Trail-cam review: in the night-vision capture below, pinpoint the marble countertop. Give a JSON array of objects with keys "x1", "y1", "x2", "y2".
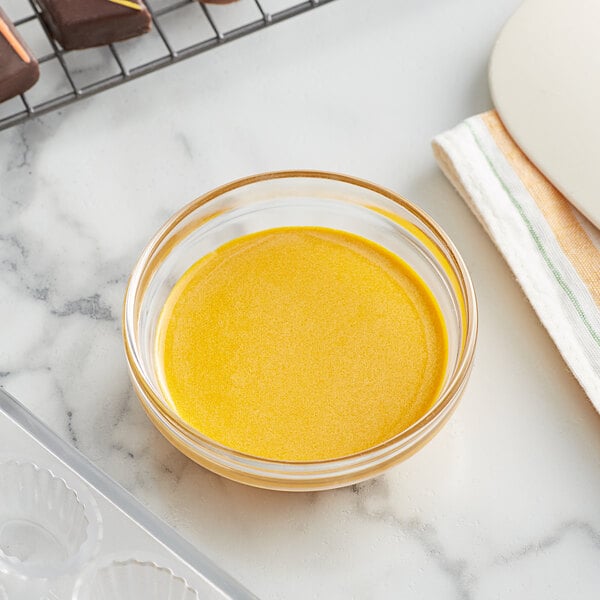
[{"x1": 2, "y1": 0, "x2": 600, "y2": 597}]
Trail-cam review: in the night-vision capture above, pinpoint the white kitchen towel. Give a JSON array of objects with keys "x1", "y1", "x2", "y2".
[{"x1": 433, "y1": 111, "x2": 600, "y2": 409}]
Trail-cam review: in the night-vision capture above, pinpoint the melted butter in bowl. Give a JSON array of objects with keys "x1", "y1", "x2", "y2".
[
  {"x1": 156, "y1": 226, "x2": 448, "y2": 462},
  {"x1": 124, "y1": 172, "x2": 477, "y2": 490}
]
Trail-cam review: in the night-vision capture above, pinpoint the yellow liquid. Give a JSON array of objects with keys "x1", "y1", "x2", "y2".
[{"x1": 156, "y1": 227, "x2": 448, "y2": 461}]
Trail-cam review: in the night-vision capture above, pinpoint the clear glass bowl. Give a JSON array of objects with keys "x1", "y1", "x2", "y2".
[{"x1": 123, "y1": 171, "x2": 477, "y2": 491}]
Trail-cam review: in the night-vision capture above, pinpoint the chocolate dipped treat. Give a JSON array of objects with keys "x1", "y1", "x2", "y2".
[
  {"x1": 37, "y1": 0, "x2": 152, "y2": 50},
  {"x1": 0, "y1": 8, "x2": 39, "y2": 102}
]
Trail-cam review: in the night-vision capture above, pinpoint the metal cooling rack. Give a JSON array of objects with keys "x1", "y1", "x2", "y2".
[{"x1": 0, "y1": 0, "x2": 336, "y2": 131}]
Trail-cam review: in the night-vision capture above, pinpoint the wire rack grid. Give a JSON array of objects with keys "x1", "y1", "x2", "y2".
[{"x1": 0, "y1": 0, "x2": 336, "y2": 131}]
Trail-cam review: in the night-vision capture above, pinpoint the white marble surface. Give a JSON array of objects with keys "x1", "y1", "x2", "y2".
[{"x1": 1, "y1": 0, "x2": 600, "y2": 598}]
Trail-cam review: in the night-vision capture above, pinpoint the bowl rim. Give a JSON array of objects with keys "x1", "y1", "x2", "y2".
[{"x1": 123, "y1": 170, "x2": 478, "y2": 469}]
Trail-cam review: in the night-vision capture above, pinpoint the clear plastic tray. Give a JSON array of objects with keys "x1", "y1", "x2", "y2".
[{"x1": 0, "y1": 387, "x2": 258, "y2": 600}]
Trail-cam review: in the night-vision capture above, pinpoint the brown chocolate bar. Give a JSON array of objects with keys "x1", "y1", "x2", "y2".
[
  {"x1": 0, "y1": 8, "x2": 40, "y2": 103},
  {"x1": 38, "y1": 0, "x2": 152, "y2": 50}
]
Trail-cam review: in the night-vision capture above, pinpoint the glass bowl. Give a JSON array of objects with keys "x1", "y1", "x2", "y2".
[{"x1": 123, "y1": 171, "x2": 477, "y2": 491}]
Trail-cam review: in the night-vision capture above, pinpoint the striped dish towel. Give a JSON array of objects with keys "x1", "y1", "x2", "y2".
[{"x1": 432, "y1": 111, "x2": 600, "y2": 409}]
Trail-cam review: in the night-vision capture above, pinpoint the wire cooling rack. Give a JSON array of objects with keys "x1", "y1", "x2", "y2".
[{"x1": 0, "y1": 0, "x2": 336, "y2": 131}]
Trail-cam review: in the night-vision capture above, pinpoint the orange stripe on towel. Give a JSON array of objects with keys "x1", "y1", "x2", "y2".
[{"x1": 483, "y1": 110, "x2": 600, "y2": 308}]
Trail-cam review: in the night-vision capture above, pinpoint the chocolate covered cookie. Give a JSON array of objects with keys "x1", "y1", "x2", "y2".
[
  {"x1": 0, "y1": 8, "x2": 40, "y2": 103},
  {"x1": 38, "y1": 0, "x2": 152, "y2": 50}
]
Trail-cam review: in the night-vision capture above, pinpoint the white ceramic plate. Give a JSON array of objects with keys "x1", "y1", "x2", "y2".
[{"x1": 489, "y1": 0, "x2": 600, "y2": 227}]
